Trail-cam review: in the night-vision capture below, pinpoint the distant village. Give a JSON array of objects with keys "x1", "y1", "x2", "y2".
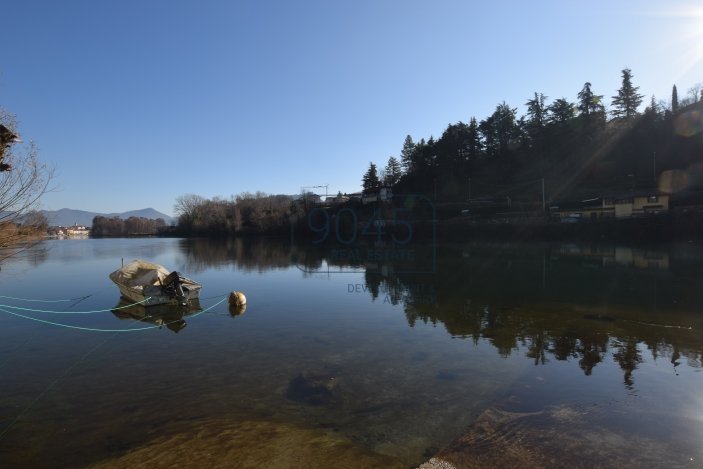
[{"x1": 46, "y1": 223, "x2": 90, "y2": 238}]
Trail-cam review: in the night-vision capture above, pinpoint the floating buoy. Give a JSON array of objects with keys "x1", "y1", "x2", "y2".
[{"x1": 228, "y1": 291, "x2": 247, "y2": 307}]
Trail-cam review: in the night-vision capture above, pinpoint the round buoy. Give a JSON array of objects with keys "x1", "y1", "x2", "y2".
[{"x1": 228, "y1": 291, "x2": 247, "y2": 307}]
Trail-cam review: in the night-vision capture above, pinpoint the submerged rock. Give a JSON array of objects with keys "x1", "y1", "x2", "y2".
[
  {"x1": 286, "y1": 372, "x2": 339, "y2": 406},
  {"x1": 422, "y1": 405, "x2": 694, "y2": 468},
  {"x1": 90, "y1": 418, "x2": 404, "y2": 468}
]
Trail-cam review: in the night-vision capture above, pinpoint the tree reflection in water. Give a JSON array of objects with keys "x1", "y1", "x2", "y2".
[
  {"x1": 364, "y1": 242, "x2": 703, "y2": 388},
  {"x1": 176, "y1": 238, "x2": 702, "y2": 388}
]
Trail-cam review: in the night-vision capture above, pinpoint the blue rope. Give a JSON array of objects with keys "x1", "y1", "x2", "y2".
[
  {"x1": 0, "y1": 294, "x2": 92, "y2": 303},
  {"x1": 0, "y1": 332, "x2": 116, "y2": 441},
  {"x1": 0, "y1": 295, "x2": 228, "y2": 332},
  {"x1": 0, "y1": 297, "x2": 153, "y2": 314}
]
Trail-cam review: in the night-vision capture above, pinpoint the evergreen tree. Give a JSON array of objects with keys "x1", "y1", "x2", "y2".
[
  {"x1": 577, "y1": 82, "x2": 605, "y2": 117},
  {"x1": 516, "y1": 115, "x2": 530, "y2": 146},
  {"x1": 424, "y1": 136, "x2": 437, "y2": 170},
  {"x1": 547, "y1": 98, "x2": 575, "y2": 124},
  {"x1": 399, "y1": 135, "x2": 416, "y2": 174},
  {"x1": 526, "y1": 92, "x2": 548, "y2": 130},
  {"x1": 382, "y1": 156, "x2": 402, "y2": 186},
  {"x1": 645, "y1": 95, "x2": 659, "y2": 119},
  {"x1": 437, "y1": 121, "x2": 474, "y2": 167},
  {"x1": 414, "y1": 138, "x2": 428, "y2": 171},
  {"x1": 466, "y1": 117, "x2": 482, "y2": 160},
  {"x1": 577, "y1": 82, "x2": 606, "y2": 131},
  {"x1": 493, "y1": 102, "x2": 519, "y2": 153},
  {"x1": 611, "y1": 68, "x2": 643, "y2": 119},
  {"x1": 524, "y1": 93, "x2": 548, "y2": 150},
  {"x1": 672, "y1": 85, "x2": 679, "y2": 113},
  {"x1": 362, "y1": 162, "x2": 380, "y2": 191},
  {"x1": 480, "y1": 102, "x2": 519, "y2": 157},
  {"x1": 479, "y1": 114, "x2": 497, "y2": 157}
]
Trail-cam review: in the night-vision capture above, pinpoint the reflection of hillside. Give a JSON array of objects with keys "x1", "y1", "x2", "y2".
[
  {"x1": 364, "y1": 242, "x2": 703, "y2": 387},
  {"x1": 553, "y1": 244, "x2": 670, "y2": 270},
  {"x1": 178, "y1": 238, "x2": 375, "y2": 274},
  {"x1": 178, "y1": 237, "x2": 440, "y2": 276},
  {"x1": 175, "y1": 237, "x2": 703, "y2": 385},
  {"x1": 178, "y1": 238, "x2": 298, "y2": 273}
]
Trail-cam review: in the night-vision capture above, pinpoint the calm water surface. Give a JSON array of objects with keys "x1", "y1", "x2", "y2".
[{"x1": 0, "y1": 238, "x2": 701, "y2": 467}]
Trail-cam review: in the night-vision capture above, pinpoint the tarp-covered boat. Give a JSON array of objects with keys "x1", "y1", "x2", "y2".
[{"x1": 109, "y1": 259, "x2": 202, "y2": 306}]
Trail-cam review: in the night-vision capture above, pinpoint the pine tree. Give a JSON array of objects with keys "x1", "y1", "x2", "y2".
[
  {"x1": 383, "y1": 156, "x2": 402, "y2": 186},
  {"x1": 611, "y1": 68, "x2": 643, "y2": 119},
  {"x1": 399, "y1": 135, "x2": 416, "y2": 174},
  {"x1": 547, "y1": 98, "x2": 575, "y2": 124},
  {"x1": 526, "y1": 92, "x2": 548, "y2": 129},
  {"x1": 577, "y1": 82, "x2": 605, "y2": 117},
  {"x1": 479, "y1": 102, "x2": 518, "y2": 157},
  {"x1": 577, "y1": 82, "x2": 606, "y2": 131},
  {"x1": 524, "y1": 93, "x2": 548, "y2": 149},
  {"x1": 672, "y1": 85, "x2": 679, "y2": 113},
  {"x1": 466, "y1": 117, "x2": 482, "y2": 160},
  {"x1": 362, "y1": 162, "x2": 380, "y2": 191},
  {"x1": 644, "y1": 95, "x2": 660, "y2": 120}
]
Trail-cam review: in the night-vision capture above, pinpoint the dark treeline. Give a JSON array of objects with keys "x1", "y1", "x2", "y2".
[
  {"x1": 366, "y1": 69, "x2": 703, "y2": 204},
  {"x1": 172, "y1": 69, "x2": 703, "y2": 239},
  {"x1": 173, "y1": 192, "x2": 293, "y2": 236},
  {"x1": 92, "y1": 216, "x2": 166, "y2": 236}
]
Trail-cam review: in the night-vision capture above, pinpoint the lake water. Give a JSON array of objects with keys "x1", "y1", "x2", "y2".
[{"x1": 0, "y1": 238, "x2": 701, "y2": 467}]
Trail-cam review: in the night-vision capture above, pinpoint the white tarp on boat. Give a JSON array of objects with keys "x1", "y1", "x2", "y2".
[
  {"x1": 109, "y1": 259, "x2": 202, "y2": 305},
  {"x1": 109, "y1": 260, "x2": 172, "y2": 288}
]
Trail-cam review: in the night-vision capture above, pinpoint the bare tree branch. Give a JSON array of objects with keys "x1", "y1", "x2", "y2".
[{"x1": 0, "y1": 109, "x2": 55, "y2": 261}]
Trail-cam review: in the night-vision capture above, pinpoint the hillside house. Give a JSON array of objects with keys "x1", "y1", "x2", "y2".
[
  {"x1": 551, "y1": 191, "x2": 669, "y2": 221},
  {"x1": 362, "y1": 187, "x2": 393, "y2": 205}
]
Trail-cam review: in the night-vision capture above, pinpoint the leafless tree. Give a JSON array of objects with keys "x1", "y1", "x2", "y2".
[
  {"x1": 174, "y1": 192, "x2": 293, "y2": 235},
  {"x1": 0, "y1": 109, "x2": 54, "y2": 260},
  {"x1": 174, "y1": 193, "x2": 205, "y2": 218}
]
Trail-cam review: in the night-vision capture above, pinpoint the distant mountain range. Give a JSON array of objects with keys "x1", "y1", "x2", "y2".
[{"x1": 40, "y1": 208, "x2": 175, "y2": 227}]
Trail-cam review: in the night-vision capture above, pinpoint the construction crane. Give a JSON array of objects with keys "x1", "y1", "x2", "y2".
[{"x1": 301, "y1": 184, "x2": 329, "y2": 199}]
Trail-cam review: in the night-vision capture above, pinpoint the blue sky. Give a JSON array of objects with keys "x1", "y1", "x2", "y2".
[{"x1": 2, "y1": 0, "x2": 703, "y2": 216}]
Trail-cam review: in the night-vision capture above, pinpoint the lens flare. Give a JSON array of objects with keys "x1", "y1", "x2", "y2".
[
  {"x1": 658, "y1": 170, "x2": 689, "y2": 194},
  {"x1": 674, "y1": 110, "x2": 703, "y2": 137},
  {"x1": 646, "y1": 4, "x2": 703, "y2": 81}
]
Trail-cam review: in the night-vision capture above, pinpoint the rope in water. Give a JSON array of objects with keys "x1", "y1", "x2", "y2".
[
  {"x1": 0, "y1": 295, "x2": 228, "y2": 332},
  {"x1": 0, "y1": 294, "x2": 93, "y2": 303},
  {"x1": 0, "y1": 294, "x2": 230, "y2": 440},
  {"x1": 0, "y1": 297, "x2": 153, "y2": 314},
  {"x1": 0, "y1": 332, "x2": 117, "y2": 442}
]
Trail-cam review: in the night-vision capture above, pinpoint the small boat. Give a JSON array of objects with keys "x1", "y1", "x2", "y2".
[{"x1": 109, "y1": 259, "x2": 202, "y2": 306}]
